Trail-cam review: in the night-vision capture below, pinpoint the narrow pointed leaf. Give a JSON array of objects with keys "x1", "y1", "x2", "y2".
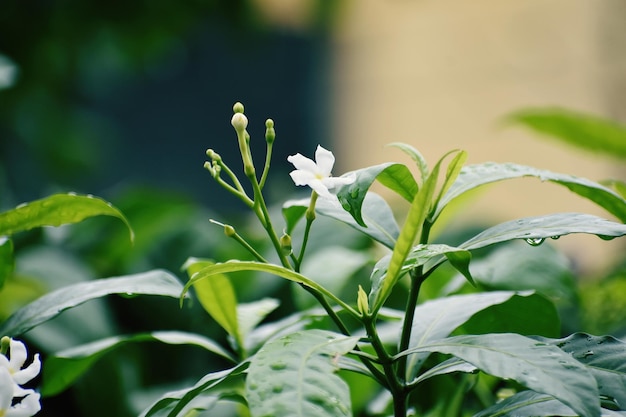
[
  {"x1": 405, "y1": 291, "x2": 548, "y2": 379},
  {"x1": 246, "y1": 329, "x2": 359, "y2": 417},
  {"x1": 432, "y1": 163, "x2": 626, "y2": 222},
  {"x1": 387, "y1": 142, "x2": 429, "y2": 183},
  {"x1": 459, "y1": 213, "x2": 626, "y2": 251},
  {"x1": 0, "y1": 270, "x2": 183, "y2": 336},
  {"x1": 412, "y1": 357, "x2": 477, "y2": 385},
  {"x1": 0, "y1": 193, "x2": 134, "y2": 240},
  {"x1": 505, "y1": 107, "x2": 626, "y2": 160},
  {"x1": 434, "y1": 150, "x2": 467, "y2": 206},
  {"x1": 184, "y1": 259, "x2": 240, "y2": 345},
  {"x1": 181, "y1": 261, "x2": 358, "y2": 317},
  {"x1": 42, "y1": 331, "x2": 234, "y2": 396},
  {"x1": 284, "y1": 192, "x2": 400, "y2": 248},
  {"x1": 139, "y1": 363, "x2": 248, "y2": 417},
  {"x1": 397, "y1": 333, "x2": 601, "y2": 417},
  {"x1": 536, "y1": 333, "x2": 626, "y2": 408},
  {"x1": 336, "y1": 163, "x2": 418, "y2": 227},
  {"x1": 370, "y1": 151, "x2": 460, "y2": 311}
]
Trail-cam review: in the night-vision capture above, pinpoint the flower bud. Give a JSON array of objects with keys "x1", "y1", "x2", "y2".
[
  {"x1": 233, "y1": 102, "x2": 244, "y2": 114},
  {"x1": 223, "y1": 224, "x2": 236, "y2": 237},
  {"x1": 357, "y1": 285, "x2": 369, "y2": 316},
  {"x1": 279, "y1": 233, "x2": 292, "y2": 256},
  {"x1": 265, "y1": 119, "x2": 276, "y2": 144},
  {"x1": 231, "y1": 112, "x2": 249, "y2": 132},
  {"x1": 206, "y1": 149, "x2": 222, "y2": 162},
  {"x1": 0, "y1": 336, "x2": 9, "y2": 355}
]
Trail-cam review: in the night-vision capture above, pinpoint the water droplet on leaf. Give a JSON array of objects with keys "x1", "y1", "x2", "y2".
[{"x1": 525, "y1": 238, "x2": 545, "y2": 246}]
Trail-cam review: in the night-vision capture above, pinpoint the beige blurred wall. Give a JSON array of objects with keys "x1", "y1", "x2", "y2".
[{"x1": 329, "y1": 0, "x2": 626, "y2": 274}]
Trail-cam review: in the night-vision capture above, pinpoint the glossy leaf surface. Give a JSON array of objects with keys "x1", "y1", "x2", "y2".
[
  {"x1": 405, "y1": 291, "x2": 554, "y2": 379},
  {"x1": 398, "y1": 333, "x2": 600, "y2": 417},
  {"x1": 42, "y1": 331, "x2": 234, "y2": 396},
  {"x1": 433, "y1": 163, "x2": 626, "y2": 222},
  {"x1": 284, "y1": 192, "x2": 400, "y2": 248},
  {"x1": 459, "y1": 213, "x2": 626, "y2": 251},
  {"x1": 0, "y1": 193, "x2": 134, "y2": 240},
  {"x1": 0, "y1": 269, "x2": 183, "y2": 336},
  {"x1": 246, "y1": 329, "x2": 359, "y2": 417},
  {"x1": 336, "y1": 163, "x2": 418, "y2": 226}
]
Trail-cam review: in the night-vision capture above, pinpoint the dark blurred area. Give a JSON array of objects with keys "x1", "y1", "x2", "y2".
[{"x1": 0, "y1": 0, "x2": 339, "y2": 211}]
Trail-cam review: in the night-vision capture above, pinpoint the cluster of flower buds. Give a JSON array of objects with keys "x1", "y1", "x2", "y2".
[{"x1": 0, "y1": 337, "x2": 41, "y2": 416}]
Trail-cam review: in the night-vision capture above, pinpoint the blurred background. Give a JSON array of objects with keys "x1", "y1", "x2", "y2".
[{"x1": 1, "y1": 1, "x2": 626, "y2": 415}]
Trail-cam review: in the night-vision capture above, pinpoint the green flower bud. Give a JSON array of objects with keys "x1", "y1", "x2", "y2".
[
  {"x1": 206, "y1": 149, "x2": 222, "y2": 162},
  {"x1": 279, "y1": 233, "x2": 292, "y2": 256},
  {"x1": 265, "y1": 119, "x2": 276, "y2": 144},
  {"x1": 0, "y1": 336, "x2": 9, "y2": 355},
  {"x1": 233, "y1": 101, "x2": 244, "y2": 114},
  {"x1": 223, "y1": 224, "x2": 236, "y2": 237},
  {"x1": 357, "y1": 285, "x2": 369, "y2": 316}
]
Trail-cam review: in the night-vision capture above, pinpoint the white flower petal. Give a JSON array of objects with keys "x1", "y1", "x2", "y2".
[
  {"x1": 8, "y1": 339, "x2": 27, "y2": 369},
  {"x1": 287, "y1": 153, "x2": 318, "y2": 173},
  {"x1": 289, "y1": 170, "x2": 316, "y2": 186},
  {"x1": 314, "y1": 145, "x2": 335, "y2": 176},
  {"x1": 0, "y1": 368, "x2": 14, "y2": 411},
  {"x1": 7, "y1": 391, "x2": 41, "y2": 417},
  {"x1": 307, "y1": 179, "x2": 333, "y2": 199},
  {"x1": 12, "y1": 354, "x2": 40, "y2": 386}
]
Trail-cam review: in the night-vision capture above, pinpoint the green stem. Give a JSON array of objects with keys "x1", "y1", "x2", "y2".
[
  {"x1": 363, "y1": 315, "x2": 405, "y2": 411},
  {"x1": 248, "y1": 173, "x2": 292, "y2": 269},
  {"x1": 294, "y1": 191, "x2": 318, "y2": 272},
  {"x1": 259, "y1": 141, "x2": 273, "y2": 189}
]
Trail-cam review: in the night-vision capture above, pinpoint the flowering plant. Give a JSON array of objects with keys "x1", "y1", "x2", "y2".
[
  {"x1": 1, "y1": 102, "x2": 626, "y2": 416},
  {"x1": 0, "y1": 337, "x2": 41, "y2": 417}
]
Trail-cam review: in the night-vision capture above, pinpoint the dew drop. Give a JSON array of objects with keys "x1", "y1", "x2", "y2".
[
  {"x1": 272, "y1": 385, "x2": 283, "y2": 393},
  {"x1": 270, "y1": 361, "x2": 287, "y2": 370},
  {"x1": 525, "y1": 238, "x2": 545, "y2": 246},
  {"x1": 598, "y1": 235, "x2": 616, "y2": 241},
  {"x1": 582, "y1": 350, "x2": 594, "y2": 358},
  {"x1": 550, "y1": 235, "x2": 560, "y2": 240}
]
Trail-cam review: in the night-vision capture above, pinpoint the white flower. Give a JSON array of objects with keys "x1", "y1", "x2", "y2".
[
  {"x1": 287, "y1": 145, "x2": 355, "y2": 199},
  {"x1": 0, "y1": 367, "x2": 41, "y2": 417},
  {"x1": 0, "y1": 339, "x2": 40, "y2": 387}
]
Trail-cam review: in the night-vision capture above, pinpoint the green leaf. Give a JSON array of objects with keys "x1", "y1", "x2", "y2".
[
  {"x1": 432, "y1": 163, "x2": 626, "y2": 223},
  {"x1": 387, "y1": 142, "x2": 429, "y2": 184},
  {"x1": 42, "y1": 331, "x2": 235, "y2": 396},
  {"x1": 370, "y1": 151, "x2": 459, "y2": 311},
  {"x1": 397, "y1": 333, "x2": 601, "y2": 417},
  {"x1": 475, "y1": 390, "x2": 626, "y2": 417},
  {"x1": 447, "y1": 242, "x2": 577, "y2": 301},
  {"x1": 537, "y1": 333, "x2": 626, "y2": 409},
  {"x1": 370, "y1": 244, "x2": 473, "y2": 303},
  {"x1": 504, "y1": 107, "x2": 626, "y2": 160},
  {"x1": 0, "y1": 237, "x2": 14, "y2": 289},
  {"x1": 184, "y1": 258, "x2": 241, "y2": 346},
  {"x1": 284, "y1": 192, "x2": 400, "y2": 249},
  {"x1": 434, "y1": 150, "x2": 467, "y2": 209},
  {"x1": 237, "y1": 298, "x2": 280, "y2": 344},
  {"x1": 246, "y1": 329, "x2": 359, "y2": 417},
  {"x1": 181, "y1": 261, "x2": 359, "y2": 318},
  {"x1": 405, "y1": 291, "x2": 550, "y2": 380},
  {"x1": 282, "y1": 203, "x2": 308, "y2": 234},
  {"x1": 139, "y1": 362, "x2": 248, "y2": 417},
  {"x1": 412, "y1": 357, "x2": 477, "y2": 385},
  {"x1": 0, "y1": 269, "x2": 184, "y2": 336},
  {"x1": 474, "y1": 390, "x2": 578, "y2": 417},
  {"x1": 337, "y1": 163, "x2": 418, "y2": 226},
  {"x1": 459, "y1": 213, "x2": 626, "y2": 251},
  {"x1": 0, "y1": 193, "x2": 134, "y2": 241}
]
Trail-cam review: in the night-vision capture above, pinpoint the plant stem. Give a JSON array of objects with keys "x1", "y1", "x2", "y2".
[{"x1": 295, "y1": 191, "x2": 318, "y2": 272}]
